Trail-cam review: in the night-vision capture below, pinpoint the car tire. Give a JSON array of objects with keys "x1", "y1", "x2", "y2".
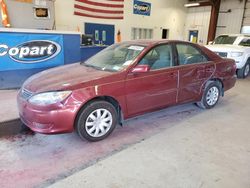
[
  {"x1": 76, "y1": 100, "x2": 118, "y2": 142},
  {"x1": 237, "y1": 62, "x2": 250, "y2": 79},
  {"x1": 196, "y1": 81, "x2": 221, "y2": 109}
]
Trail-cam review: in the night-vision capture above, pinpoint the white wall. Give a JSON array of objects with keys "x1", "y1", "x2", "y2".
[
  {"x1": 54, "y1": 0, "x2": 188, "y2": 41},
  {"x1": 184, "y1": 6, "x2": 211, "y2": 44},
  {"x1": 216, "y1": 0, "x2": 244, "y2": 36}
]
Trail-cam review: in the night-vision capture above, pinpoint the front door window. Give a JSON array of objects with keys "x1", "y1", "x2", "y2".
[{"x1": 138, "y1": 44, "x2": 173, "y2": 70}]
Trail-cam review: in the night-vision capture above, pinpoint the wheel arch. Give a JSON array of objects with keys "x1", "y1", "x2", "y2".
[
  {"x1": 208, "y1": 78, "x2": 224, "y2": 96},
  {"x1": 200, "y1": 78, "x2": 224, "y2": 97},
  {"x1": 197, "y1": 78, "x2": 223, "y2": 109},
  {"x1": 209, "y1": 78, "x2": 223, "y2": 87},
  {"x1": 246, "y1": 56, "x2": 250, "y2": 63},
  {"x1": 74, "y1": 95, "x2": 124, "y2": 129},
  {"x1": 240, "y1": 56, "x2": 250, "y2": 69}
]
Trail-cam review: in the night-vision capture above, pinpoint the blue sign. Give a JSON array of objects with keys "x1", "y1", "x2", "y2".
[
  {"x1": 133, "y1": 0, "x2": 151, "y2": 16},
  {"x1": 0, "y1": 33, "x2": 64, "y2": 71},
  {"x1": 85, "y1": 22, "x2": 115, "y2": 45}
]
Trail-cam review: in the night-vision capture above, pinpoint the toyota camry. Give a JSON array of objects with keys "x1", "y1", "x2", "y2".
[{"x1": 17, "y1": 40, "x2": 236, "y2": 141}]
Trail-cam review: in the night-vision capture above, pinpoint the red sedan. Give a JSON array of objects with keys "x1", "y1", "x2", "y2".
[{"x1": 17, "y1": 40, "x2": 236, "y2": 141}]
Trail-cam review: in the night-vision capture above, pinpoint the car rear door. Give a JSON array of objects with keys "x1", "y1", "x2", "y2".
[
  {"x1": 174, "y1": 43, "x2": 215, "y2": 103},
  {"x1": 125, "y1": 44, "x2": 179, "y2": 117}
]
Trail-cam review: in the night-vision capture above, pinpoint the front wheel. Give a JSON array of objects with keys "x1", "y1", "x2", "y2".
[
  {"x1": 196, "y1": 82, "x2": 221, "y2": 109},
  {"x1": 76, "y1": 100, "x2": 118, "y2": 142},
  {"x1": 237, "y1": 63, "x2": 250, "y2": 79}
]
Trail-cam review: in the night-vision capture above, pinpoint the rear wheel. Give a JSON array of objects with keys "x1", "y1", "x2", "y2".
[
  {"x1": 237, "y1": 62, "x2": 250, "y2": 79},
  {"x1": 76, "y1": 100, "x2": 118, "y2": 142},
  {"x1": 197, "y1": 81, "x2": 221, "y2": 109}
]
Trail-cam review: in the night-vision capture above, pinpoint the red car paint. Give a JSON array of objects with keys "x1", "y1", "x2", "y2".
[{"x1": 17, "y1": 40, "x2": 236, "y2": 134}]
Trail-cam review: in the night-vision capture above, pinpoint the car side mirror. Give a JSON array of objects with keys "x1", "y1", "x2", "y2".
[{"x1": 131, "y1": 65, "x2": 150, "y2": 73}]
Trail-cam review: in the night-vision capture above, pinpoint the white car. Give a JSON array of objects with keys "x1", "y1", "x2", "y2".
[{"x1": 206, "y1": 34, "x2": 250, "y2": 78}]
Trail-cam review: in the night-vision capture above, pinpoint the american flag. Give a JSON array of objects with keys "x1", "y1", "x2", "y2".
[{"x1": 74, "y1": 0, "x2": 124, "y2": 19}]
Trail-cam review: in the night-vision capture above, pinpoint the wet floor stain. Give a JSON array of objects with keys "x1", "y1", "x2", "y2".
[
  {"x1": 0, "y1": 119, "x2": 23, "y2": 137},
  {"x1": 0, "y1": 103, "x2": 203, "y2": 188}
]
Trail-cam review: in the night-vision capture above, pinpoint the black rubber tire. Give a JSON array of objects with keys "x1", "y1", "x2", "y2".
[
  {"x1": 76, "y1": 100, "x2": 118, "y2": 142},
  {"x1": 237, "y1": 62, "x2": 250, "y2": 79},
  {"x1": 196, "y1": 81, "x2": 221, "y2": 109}
]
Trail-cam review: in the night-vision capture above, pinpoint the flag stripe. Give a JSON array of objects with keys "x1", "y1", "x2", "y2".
[
  {"x1": 74, "y1": 0, "x2": 124, "y2": 19},
  {"x1": 74, "y1": 4, "x2": 123, "y2": 14},
  {"x1": 74, "y1": 11, "x2": 123, "y2": 19},
  {"x1": 75, "y1": 2, "x2": 122, "y2": 11},
  {"x1": 84, "y1": 0, "x2": 124, "y2": 4},
  {"x1": 75, "y1": 8, "x2": 123, "y2": 18},
  {"x1": 107, "y1": 0, "x2": 124, "y2": 2},
  {"x1": 75, "y1": 0, "x2": 124, "y2": 8}
]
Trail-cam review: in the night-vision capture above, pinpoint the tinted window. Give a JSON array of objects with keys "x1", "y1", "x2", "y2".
[
  {"x1": 139, "y1": 44, "x2": 173, "y2": 70},
  {"x1": 214, "y1": 35, "x2": 237, "y2": 44},
  {"x1": 176, "y1": 44, "x2": 207, "y2": 65},
  {"x1": 239, "y1": 38, "x2": 250, "y2": 46}
]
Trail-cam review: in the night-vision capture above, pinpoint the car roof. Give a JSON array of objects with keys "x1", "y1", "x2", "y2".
[
  {"x1": 122, "y1": 39, "x2": 193, "y2": 47},
  {"x1": 218, "y1": 34, "x2": 250, "y2": 37}
]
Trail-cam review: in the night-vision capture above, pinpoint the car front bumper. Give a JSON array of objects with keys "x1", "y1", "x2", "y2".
[{"x1": 17, "y1": 91, "x2": 81, "y2": 134}]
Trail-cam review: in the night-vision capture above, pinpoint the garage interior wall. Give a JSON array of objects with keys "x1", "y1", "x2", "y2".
[
  {"x1": 216, "y1": 0, "x2": 244, "y2": 37},
  {"x1": 0, "y1": 0, "x2": 55, "y2": 29},
  {"x1": 242, "y1": 0, "x2": 250, "y2": 33},
  {"x1": 184, "y1": 6, "x2": 211, "y2": 44},
  {"x1": 1, "y1": 0, "x2": 249, "y2": 42},
  {"x1": 54, "y1": 0, "x2": 188, "y2": 41}
]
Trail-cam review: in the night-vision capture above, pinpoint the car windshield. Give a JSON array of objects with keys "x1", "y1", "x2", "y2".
[
  {"x1": 214, "y1": 35, "x2": 237, "y2": 45},
  {"x1": 82, "y1": 43, "x2": 145, "y2": 72}
]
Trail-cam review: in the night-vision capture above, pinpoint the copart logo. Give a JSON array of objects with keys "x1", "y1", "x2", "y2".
[
  {"x1": 134, "y1": 3, "x2": 150, "y2": 13},
  {"x1": 0, "y1": 40, "x2": 61, "y2": 63}
]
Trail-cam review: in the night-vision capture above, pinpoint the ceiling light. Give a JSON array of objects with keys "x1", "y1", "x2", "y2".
[{"x1": 184, "y1": 3, "x2": 200, "y2": 7}]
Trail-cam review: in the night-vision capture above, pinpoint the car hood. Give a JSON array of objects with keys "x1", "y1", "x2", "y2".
[
  {"x1": 23, "y1": 63, "x2": 115, "y2": 93},
  {"x1": 205, "y1": 44, "x2": 245, "y2": 52}
]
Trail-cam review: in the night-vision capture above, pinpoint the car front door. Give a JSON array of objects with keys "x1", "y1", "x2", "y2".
[
  {"x1": 175, "y1": 43, "x2": 215, "y2": 103},
  {"x1": 125, "y1": 44, "x2": 179, "y2": 117}
]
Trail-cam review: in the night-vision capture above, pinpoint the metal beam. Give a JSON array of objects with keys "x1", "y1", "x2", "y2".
[{"x1": 207, "y1": 0, "x2": 221, "y2": 43}]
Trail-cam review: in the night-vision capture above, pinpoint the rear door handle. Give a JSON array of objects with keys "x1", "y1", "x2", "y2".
[
  {"x1": 206, "y1": 65, "x2": 215, "y2": 72},
  {"x1": 170, "y1": 72, "x2": 178, "y2": 77}
]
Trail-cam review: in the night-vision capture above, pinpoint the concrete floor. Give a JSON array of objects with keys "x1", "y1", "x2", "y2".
[
  {"x1": 0, "y1": 77, "x2": 249, "y2": 188},
  {"x1": 0, "y1": 90, "x2": 19, "y2": 122}
]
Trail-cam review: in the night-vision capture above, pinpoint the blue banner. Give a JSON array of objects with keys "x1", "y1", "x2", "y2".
[
  {"x1": 0, "y1": 33, "x2": 64, "y2": 71},
  {"x1": 133, "y1": 0, "x2": 151, "y2": 16}
]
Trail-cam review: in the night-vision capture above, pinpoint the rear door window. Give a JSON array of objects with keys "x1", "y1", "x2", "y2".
[{"x1": 176, "y1": 44, "x2": 207, "y2": 65}]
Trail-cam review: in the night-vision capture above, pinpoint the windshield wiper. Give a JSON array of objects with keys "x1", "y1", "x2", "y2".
[
  {"x1": 81, "y1": 62, "x2": 110, "y2": 71},
  {"x1": 81, "y1": 62, "x2": 99, "y2": 69},
  {"x1": 81, "y1": 62, "x2": 118, "y2": 72}
]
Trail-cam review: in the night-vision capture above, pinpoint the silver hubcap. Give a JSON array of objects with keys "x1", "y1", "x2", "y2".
[
  {"x1": 206, "y1": 86, "x2": 219, "y2": 106},
  {"x1": 244, "y1": 64, "x2": 250, "y2": 77},
  {"x1": 85, "y1": 108, "x2": 113, "y2": 138}
]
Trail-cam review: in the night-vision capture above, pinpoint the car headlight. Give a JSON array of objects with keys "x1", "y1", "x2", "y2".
[
  {"x1": 230, "y1": 52, "x2": 243, "y2": 57},
  {"x1": 28, "y1": 91, "x2": 72, "y2": 106}
]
